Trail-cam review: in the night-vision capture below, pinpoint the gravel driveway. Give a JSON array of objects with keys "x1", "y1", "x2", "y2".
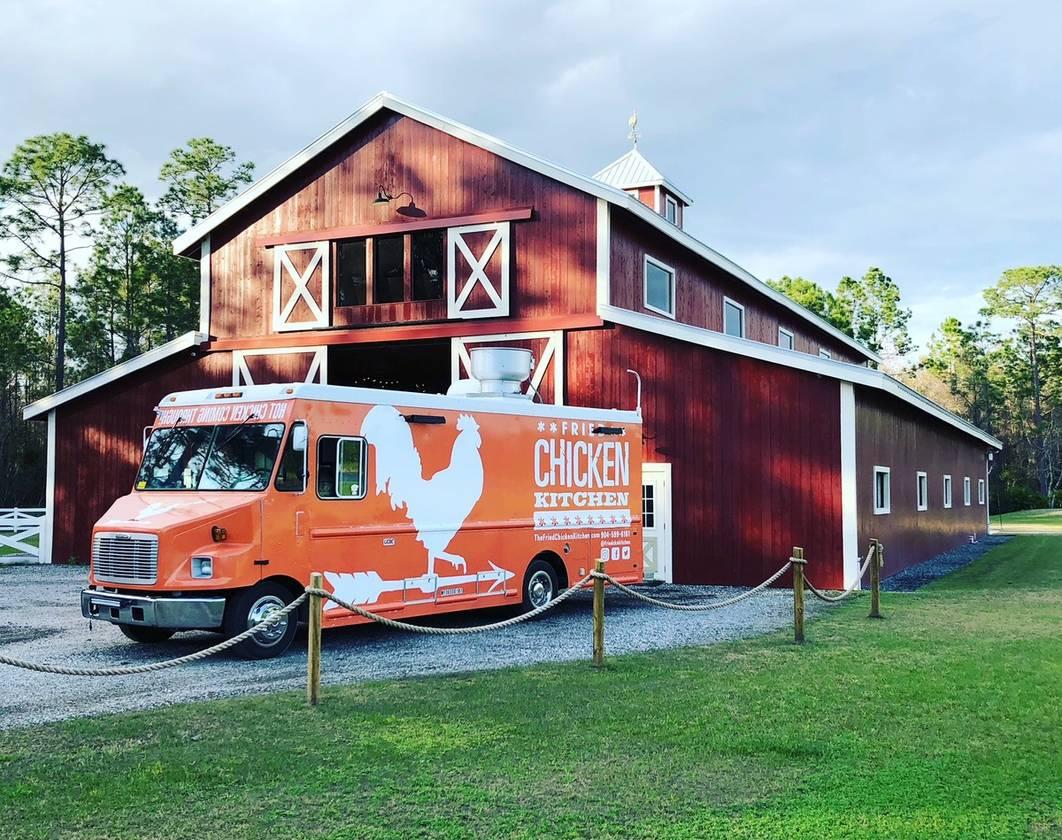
[{"x1": 0, "y1": 564, "x2": 822, "y2": 730}]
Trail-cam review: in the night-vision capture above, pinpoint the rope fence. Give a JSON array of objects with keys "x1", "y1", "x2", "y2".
[{"x1": 0, "y1": 540, "x2": 887, "y2": 704}]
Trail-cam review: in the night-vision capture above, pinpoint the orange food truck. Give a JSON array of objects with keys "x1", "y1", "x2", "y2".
[{"x1": 81, "y1": 348, "x2": 643, "y2": 658}]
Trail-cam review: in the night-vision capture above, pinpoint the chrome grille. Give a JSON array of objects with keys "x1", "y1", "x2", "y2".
[{"x1": 92, "y1": 532, "x2": 159, "y2": 585}]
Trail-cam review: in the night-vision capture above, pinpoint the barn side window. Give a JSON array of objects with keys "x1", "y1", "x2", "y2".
[
  {"x1": 943, "y1": 474, "x2": 953, "y2": 509},
  {"x1": 778, "y1": 327, "x2": 794, "y2": 350},
  {"x1": 643, "y1": 256, "x2": 675, "y2": 318},
  {"x1": 873, "y1": 466, "x2": 891, "y2": 515},
  {"x1": 723, "y1": 297, "x2": 745, "y2": 338},
  {"x1": 916, "y1": 471, "x2": 928, "y2": 511},
  {"x1": 963, "y1": 476, "x2": 971, "y2": 506},
  {"x1": 978, "y1": 478, "x2": 986, "y2": 505},
  {"x1": 664, "y1": 194, "x2": 679, "y2": 225},
  {"x1": 411, "y1": 229, "x2": 445, "y2": 301},
  {"x1": 317, "y1": 435, "x2": 366, "y2": 499}
]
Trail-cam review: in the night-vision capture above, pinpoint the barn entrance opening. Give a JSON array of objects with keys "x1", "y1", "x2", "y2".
[{"x1": 328, "y1": 340, "x2": 452, "y2": 395}]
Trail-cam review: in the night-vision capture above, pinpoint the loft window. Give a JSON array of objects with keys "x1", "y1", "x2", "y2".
[
  {"x1": 916, "y1": 471, "x2": 928, "y2": 511},
  {"x1": 317, "y1": 435, "x2": 366, "y2": 499},
  {"x1": 644, "y1": 256, "x2": 675, "y2": 318},
  {"x1": 873, "y1": 466, "x2": 891, "y2": 515},
  {"x1": 723, "y1": 297, "x2": 745, "y2": 338},
  {"x1": 411, "y1": 229, "x2": 445, "y2": 301},
  {"x1": 978, "y1": 478, "x2": 986, "y2": 505},
  {"x1": 664, "y1": 194, "x2": 679, "y2": 225},
  {"x1": 778, "y1": 327, "x2": 794, "y2": 350},
  {"x1": 819, "y1": 349, "x2": 832, "y2": 360},
  {"x1": 335, "y1": 240, "x2": 367, "y2": 307},
  {"x1": 943, "y1": 474, "x2": 953, "y2": 509},
  {"x1": 374, "y1": 235, "x2": 404, "y2": 303},
  {"x1": 963, "y1": 476, "x2": 971, "y2": 506}
]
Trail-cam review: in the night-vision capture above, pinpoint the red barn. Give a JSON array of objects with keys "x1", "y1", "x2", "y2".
[{"x1": 24, "y1": 92, "x2": 999, "y2": 589}]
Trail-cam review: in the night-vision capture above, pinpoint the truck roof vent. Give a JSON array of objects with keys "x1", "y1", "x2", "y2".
[{"x1": 469, "y1": 347, "x2": 533, "y2": 396}]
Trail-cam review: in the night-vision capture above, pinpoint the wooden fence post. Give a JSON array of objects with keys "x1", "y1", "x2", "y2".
[
  {"x1": 307, "y1": 572, "x2": 323, "y2": 706},
  {"x1": 791, "y1": 547, "x2": 806, "y2": 643},
  {"x1": 592, "y1": 559, "x2": 605, "y2": 667},
  {"x1": 869, "y1": 540, "x2": 883, "y2": 619}
]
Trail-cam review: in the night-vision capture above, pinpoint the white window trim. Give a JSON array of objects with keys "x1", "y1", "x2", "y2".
[
  {"x1": 916, "y1": 471, "x2": 928, "y2": 511},
  {"x1": 643, "y1": 255, "x2": 676, "y2": 319},
  {"x1": 664, "y1": 194, "x2": 679, "y2": 225},
  {"x1": 943, "y1": 474, "x2": 953, "y2": 509},
  {"x1": 873, "y1": 466, "x2": 891, "y2": 515},
  {"x1": 978, "y1": 478, "x2": 986, "y2": 505},
  {"x1": 963, "y1": 476, "x2": 971, "y2": 506},
  {"x1": 819, "y1": 349, "x2": 832, "y2": 360},
  {"x1": 722, "y1": 296, "x2": 745, "y2": 338},
  {"x1": 778, "y1": 327, "x2": 794, "y2": 350}
]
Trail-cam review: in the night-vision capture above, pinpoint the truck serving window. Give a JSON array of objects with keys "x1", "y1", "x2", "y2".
[
  {"x1": 137, "y1": 423, "x2": 285, "y2": 491},
  {"x1": 317, "y1": 436, "x2": 366, "y2": 499}
]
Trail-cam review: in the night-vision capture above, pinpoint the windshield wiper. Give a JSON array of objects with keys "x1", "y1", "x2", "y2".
[{"x1": 220, "y1": 413, "x2": 259, "y2": 447}]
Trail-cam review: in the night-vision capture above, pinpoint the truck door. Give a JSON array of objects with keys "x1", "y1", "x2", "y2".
[{"x1": 264, "y1": 421, "x2": 310, "y2": 577}]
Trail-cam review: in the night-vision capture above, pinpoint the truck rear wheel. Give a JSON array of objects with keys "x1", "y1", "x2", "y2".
[
  {"x1": 223, "y1": 581, "x2": 299, "y2": 659},
  {"x1": 119, "y1": 625, "x2": 175, "y2": 644},
  {"x1": 522, "y1": 559, "x2": 559, "y2": 611}
]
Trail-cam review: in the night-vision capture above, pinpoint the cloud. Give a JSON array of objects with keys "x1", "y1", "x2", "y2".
[{"x1": 1, "y1": 0, "x2": 1059, "y2": 324}]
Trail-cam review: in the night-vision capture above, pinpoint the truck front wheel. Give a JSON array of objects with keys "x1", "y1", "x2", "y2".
[
  {"x1": 223, "y1": 581, "x2": 299, "y2": 659},
  {"x1": 119, "y1": 625, "x2": 175, "y2": 644}
]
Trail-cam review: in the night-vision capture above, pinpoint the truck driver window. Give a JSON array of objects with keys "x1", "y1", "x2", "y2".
[
  {"x1": 317, "y1": 436, "x2": 366, "y2": 499},
  {"x1": 275, "y1": 422, "x2": 307, "y2": 492},
  {"x1": 198, "y1": 423, "x2": 285, "y2": 491},
  {"x1": 137, "y1": 423, "x2": 285, "y2": 492}
]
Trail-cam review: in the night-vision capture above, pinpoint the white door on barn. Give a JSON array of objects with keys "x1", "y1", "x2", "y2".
[{"x1": 642, "y1": 463, "x2": 672, "y2": 582}]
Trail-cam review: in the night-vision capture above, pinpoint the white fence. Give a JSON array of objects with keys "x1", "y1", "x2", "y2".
[{"x1": 0, "y1": 508, "x2": 47, "y2": 563}]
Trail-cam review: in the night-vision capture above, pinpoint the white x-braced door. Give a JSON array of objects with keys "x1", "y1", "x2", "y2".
[
  {"x1": 447, "y1": 222, "x2": 510, "y2": 319},
  {"x1": 451, "y1": 331, "x2": 563, "y2": 405},
  {"x1": 273, "y1": 241, "x2": 330, "y2": 332}
]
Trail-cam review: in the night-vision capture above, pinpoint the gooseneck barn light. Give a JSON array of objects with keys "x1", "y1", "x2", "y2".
[{"x1": 372, "y1": 186, "x2": 426, "y2": 218}]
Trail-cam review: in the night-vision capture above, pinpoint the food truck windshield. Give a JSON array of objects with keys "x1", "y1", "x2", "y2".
[{"x1": 136, "y1": 421, "x2": 286, "y2": 491}]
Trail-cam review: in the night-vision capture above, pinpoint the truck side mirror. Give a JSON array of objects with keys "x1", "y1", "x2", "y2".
[{"x1": 292, "y1": 423, "x2": 308, "y2": 452}]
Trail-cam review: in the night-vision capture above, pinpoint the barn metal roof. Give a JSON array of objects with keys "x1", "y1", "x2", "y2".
[
  {"x1": 598, "y1": 303, "x2": 1003, "y2": 450},
  {"x1": 170, "y1": 91, "x2": 877, "y2": 364},
  {"x1": 593, "y1": 148, "x2": 693, "y2": 205},
  {"x1": 22, "y1": 331, "x2": 208, "y2": 420}
]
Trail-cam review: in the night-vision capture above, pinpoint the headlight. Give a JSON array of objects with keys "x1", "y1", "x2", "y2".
[{"x1": 191, "y1": 556, "x2": 214, "y2": 579}]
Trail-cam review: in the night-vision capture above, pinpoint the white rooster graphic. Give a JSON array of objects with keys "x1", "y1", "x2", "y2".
[{"x1": 359, "y1": 404, "x2": 484, "y2": 576}]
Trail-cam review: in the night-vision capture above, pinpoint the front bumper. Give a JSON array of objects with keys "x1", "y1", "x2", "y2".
[{"x1": 81, "y1": 589, "x2": 226, "y2": 630}]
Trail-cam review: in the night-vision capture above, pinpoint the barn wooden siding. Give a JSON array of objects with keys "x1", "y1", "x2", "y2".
[
  {"x1": 208, "y1": 110, "x2": 598, "y2": 338},
  {"x1": 568, "y1": 325, "x2": 846, "y2": 588},
  {"x1": 52, "y1": 352, "x2": 231, "y2": 564},
  {"x1": 608, "y1": 211, "x2": 865, "y2": 365},
  {"x1": 854, "y1": 385, "x2": 989, "y2": 578}
]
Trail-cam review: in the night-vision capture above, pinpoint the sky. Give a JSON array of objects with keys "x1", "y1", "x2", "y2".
[{"x1": 3, "y1": 0, "x2": 1060, "y2": 352}]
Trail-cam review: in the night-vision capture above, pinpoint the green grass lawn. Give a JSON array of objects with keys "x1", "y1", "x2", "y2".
[
  {"x1": 992, "y1": 508, "x2": 1062, "y2": 533},
  {"x1": 2, "y1": 539, "x2": 1060, "y2": 839}
]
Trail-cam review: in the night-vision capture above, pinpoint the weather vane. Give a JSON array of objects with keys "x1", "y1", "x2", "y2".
[{"x1": 628, "y1": 110, "x2": 639, "y2": 147}]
